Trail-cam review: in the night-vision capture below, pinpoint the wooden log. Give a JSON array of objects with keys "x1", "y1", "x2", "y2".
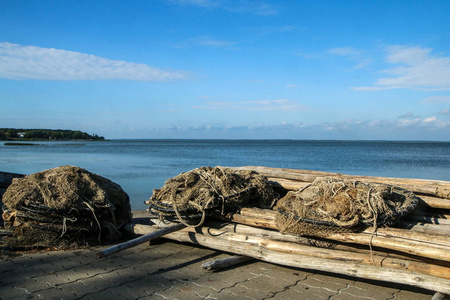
[
  {"x1": 96, "y1": 223, "x2": 185, "y2": 258},
  {"x1": 201, "y1": 255, "x2": 254, "y2": 271},
  {"x1": 398, "y1": 221, "x2": 450, "y2": 236},
  {"x1": 223, "y1": 213, "x2": 450, "y2": 262},
  {"x1": 431, "y1": 292, "x2": 450, "y2": 300},
  {"x1": 265, "y1": 177, "x2": 450, "y2": 210},
  {"x1": 238, "y1": 208, "x2": 450, "y2": 247},
  {"x1": 124, "y1": 222, "x2": 450, "y2": 279},
  {"x1": 207, "y1": 221, "x2": 444, "y2": 264},
  {"x1": 407, "y1": 215, "x2": 450, "y2": 225},
  {"x1": 124, "y1": 223, "x2": 450, "y2": 294},
  {"x1": 418, "y1": 195, "x2": 450, "y2": 210},
  {"x1": 233, "y1": 166, "x2": 450, "y2": 199}
]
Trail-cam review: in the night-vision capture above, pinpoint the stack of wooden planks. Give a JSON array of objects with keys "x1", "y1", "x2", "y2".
[{"x1": 107, "y1": 167, "x2": 450, "y2": 295}]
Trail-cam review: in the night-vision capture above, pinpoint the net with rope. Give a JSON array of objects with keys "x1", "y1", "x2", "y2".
[
  {"x1": 1, "y1": 166, "x2": 132, "y2": 249},
  {"x1": 146, "y1": 166, "x2": 280, "y2": 227},
  {"x1": 275, "y1": 177, "x2": 419, "y2": 237}
]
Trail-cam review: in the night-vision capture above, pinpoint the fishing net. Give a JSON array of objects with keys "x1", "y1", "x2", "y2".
[
  {"x1": 1, "y1": 166, "x2": 132, "y2": 249},
  {"x1": 147, "y1": 166, "x2": 279, "y2": 226},
  {"x1": 275, "y1": 177, "x2": 419, "y2": 237}
]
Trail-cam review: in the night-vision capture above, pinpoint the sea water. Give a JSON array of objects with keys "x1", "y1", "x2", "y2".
[{"x1": 1, "y1": 139, "x2": 449, "y2": 210}]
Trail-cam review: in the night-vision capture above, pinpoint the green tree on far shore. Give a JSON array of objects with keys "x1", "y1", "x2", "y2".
[{"x1": 0, "y1": 128, "x2": 105, "y2": 141}]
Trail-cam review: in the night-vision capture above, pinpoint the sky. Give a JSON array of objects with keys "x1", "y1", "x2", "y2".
[{"x1": 1, "y1": 0, "x2": 450, "y2": 140}]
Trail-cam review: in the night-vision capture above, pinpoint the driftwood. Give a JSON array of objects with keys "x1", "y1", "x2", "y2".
[
  {"x1": 234, "y1": 166, "x2": 450, "y2": 200},
  {"x1": 239, "y1": 208, "x2": 450, "y2": 246},
  {"x1": 123, "y1": 222, "x2": 450, "y2": 294},
  {"x1": 432, "y1": 292, "x2": 450, "y2": 300},
  {"x1": 201, "y1": 255, "x2": 254, "y2": 271},
  {"x1": 224, "y1": 210, "x2": 450, "y2": 262},
  {"x1": 125, "y1": 222, "x2": 450, "y2": 279},
  {"x1": 96, "y1": 223, "x2": 185, "y2": 258}
]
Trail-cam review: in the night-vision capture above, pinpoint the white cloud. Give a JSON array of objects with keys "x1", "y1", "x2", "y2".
[
  {"x1": 0, "y1": 42, "x2": 188, "y2": 81},
  {"x1": 193, "y1": 99, "x2": 310, "y2": 112},
  {"x1": 423, "y1": 116, "x2": 437, "y2": 123},
  {"x1": 352, "y1": 45, "x2": 450, "y2": 91}
]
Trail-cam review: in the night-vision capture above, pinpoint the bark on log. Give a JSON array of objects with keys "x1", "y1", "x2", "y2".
[{"x1": 124, "y1": 223, "x2": 450, "y2": 294}]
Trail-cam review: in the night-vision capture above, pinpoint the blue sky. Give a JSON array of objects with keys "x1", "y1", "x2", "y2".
[{"x1": 1, "y1": 0, "x2": 449, "y2": 140}]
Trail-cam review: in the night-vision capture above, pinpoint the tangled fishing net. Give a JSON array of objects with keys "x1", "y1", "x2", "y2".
[
  {"x1": 1, "y1": 166, "x2": 132, "y2": 249},
  {"x1": 275, "y1": 177, "x2": 419, "y2": 237},
  {"x1": 147, "y1": 166, "x2": 279, "y2": 226}
]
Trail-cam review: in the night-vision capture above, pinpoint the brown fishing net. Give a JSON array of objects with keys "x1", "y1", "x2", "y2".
[
  {"x1": 1, "y1": 166, "x2": 132, "y2": 249},
  {"x1": 275, "y1": 177, "x2": 419, "y2": 237},
  {"x1": 147, "y1": 166, "x2": 279, "y2": 226}
]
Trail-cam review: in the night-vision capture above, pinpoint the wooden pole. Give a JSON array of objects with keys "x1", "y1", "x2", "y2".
[
  {"x1": 123, "y1": 222, "x2": 450, "y2": 279},
  {"x1": 96, "y1": 223, "x2": 185, "y2": 258},
  {"x1": 123, "y1": 222, "x2": 450, "y2": 294},
  {"x1": 223, "y1": 213, "x2": 450, "y2": 262}
]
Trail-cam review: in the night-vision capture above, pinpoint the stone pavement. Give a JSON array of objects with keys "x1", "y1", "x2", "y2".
[{"x1": 0, "y1": 213, "x2": 437, "y2": 300}]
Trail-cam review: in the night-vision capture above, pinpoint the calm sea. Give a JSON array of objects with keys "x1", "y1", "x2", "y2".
[{"x1": 1, "y1": 139, "x2": 449, "y2": 210}]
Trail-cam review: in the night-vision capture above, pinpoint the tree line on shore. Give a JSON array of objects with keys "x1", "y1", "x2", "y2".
[{"x1": 0, "y1": 128, "x2": 105, "y2": 141}]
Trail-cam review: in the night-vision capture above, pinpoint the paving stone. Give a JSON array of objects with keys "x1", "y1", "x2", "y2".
[
  {"x1": 329, "y1": 280, "x2": 399, "y2": 300},
  {"x1": 0, "y1": 229, "x2": 438, "y2": 300},
  {"x1": 395, "y1": 289, "x2": 434, "y2": 300}
]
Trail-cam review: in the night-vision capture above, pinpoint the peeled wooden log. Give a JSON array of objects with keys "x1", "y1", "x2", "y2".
[
  {"x1": 124, "y1": 222, "x2": 450, "y2": 294},
  {"x1": 224, "y1": 212, "x2": 450, "y2": 262},
  {"x1": 96, "y1": 223, "x2": 185, "y2": 258},
  {"x1": 238, "y1": 208, "x2": 450, "y2": 248},
  {"x1": 407, "y1": 215, "x2": 450, "y2": 226},
  {"x1": 233, "y1": 166, "x2": 450, "y2": 199},
  {"x1": 125, "y1": 222, "x2": 450, "y2": 279},
  {"x1": 418, "y1": 195, "x2": 450, "y2": 210}
]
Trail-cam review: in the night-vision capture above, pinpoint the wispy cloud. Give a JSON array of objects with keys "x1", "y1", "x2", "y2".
[
  {"x1": 352, "y1": 45, "x2": 450, "y2": 91},
  {"x1": 421, "y1": 96, "x2": 450, "y2": 104},
  {"x1": 329, "y1": 47, "x2": 371, "y2": 69},
  {"x1": 136, "y1": 115, "x2": 449, "y2": 140},
  {"x1": 170, "y1": 0, "x2": 277, "y2": 15},
  {"x1": 247, "y1": 25, "x2": 297, "y2": 35},
  {"x1": 329, "y1": 47, "x2": 362, "y2": 56},
  {"x1": 193, "y1": 99, "x2": 310, "y2": 112},
  {"x1": 191, "y1": 36, "x2": 235, "y2": 47},
  {"x1": 398, "y1": 112, "x2": 418, "y2": 119},
  {"x1": 439, "y1": 108, "x2": 450, "y2": 115},
  {"x1": 0, "y1": 42, "x2": 188, "y2": 81}
]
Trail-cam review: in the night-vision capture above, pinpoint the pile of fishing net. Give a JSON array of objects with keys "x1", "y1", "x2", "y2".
[
  {"x1": 275, "y1": 177, "x2": 419, "y2": 237},
  {"x1": 1, "y1": 166, "x2": 132, "y2": 249},
  {"x1": 147, "y1": 166, "x2": 280, "y2": 226}
]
